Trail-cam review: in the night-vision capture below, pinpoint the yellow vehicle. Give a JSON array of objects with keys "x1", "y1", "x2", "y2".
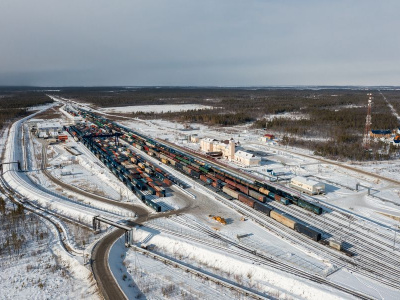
[{"x1": 210, "y1": 215, "x2": 227, "y2": 225}]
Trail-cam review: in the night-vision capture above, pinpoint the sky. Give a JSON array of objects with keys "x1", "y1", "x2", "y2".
[{"x1": 0, "y1": 0, "x2": 399, "y2": 86}]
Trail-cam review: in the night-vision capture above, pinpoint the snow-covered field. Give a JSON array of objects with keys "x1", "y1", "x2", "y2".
[
  {"x1": 5, "y1": 98, "x2": 399, "y2": 299},
  {"x1": 0, "y1": 205, "x2": 98, "y2": 300},
  {"x1": 100, "y1": 104, "x2": 214, "y2": 114}
]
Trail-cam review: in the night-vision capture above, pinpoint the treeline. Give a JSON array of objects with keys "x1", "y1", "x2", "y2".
[
  {"x1": 0, "y1": 91, "x2": 53, "y2": 129},
  {"x1": 55, "y1": 87, "x2": 400, "y2": 160},
  {"x1": 281, "y1": 136, "x2": 395, "y2": 161},
  {"x1": 132, "y1": 108, "x2": 254, "y2": 126}
]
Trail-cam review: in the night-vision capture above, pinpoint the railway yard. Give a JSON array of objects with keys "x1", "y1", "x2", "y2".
[{"x1": 1, "y1": 95, "x2": 400, "y2": 300}]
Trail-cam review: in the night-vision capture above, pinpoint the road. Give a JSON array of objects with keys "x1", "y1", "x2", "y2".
[
  {"x1": 37, "y1": 124, "x2": 195, "y2": 300},
  {"x1": 91, "y1": 229, "x2": 127, "y2": 300},
  {"x1": 41, "y1": 142, "x2": 150, "y2": 219}
]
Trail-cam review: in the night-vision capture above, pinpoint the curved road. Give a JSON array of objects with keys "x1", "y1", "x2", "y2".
[
  {"x1": 91, "y1": 229, "x2": 127, "y2": 300},
  {"x1": 40, "y1": 139, "x2": 195, "y2": 300}
]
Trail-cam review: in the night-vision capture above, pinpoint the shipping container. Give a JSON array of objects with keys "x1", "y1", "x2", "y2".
[
  {"x1": 163, "y1": 178, "x2": 172, "y2": 186},
  {"x1": 274, "y1": 194, "x2": 281, "y2": 201},
  {"x1": 259, "y1": 187, "x2": 271, "y2": 196},
  {"x1": 147, "y1": 186, "x2": 156, "y2": 195},
  {"x1": 280, "y1": 198, "x2": 290, "y2": 205},
  {"x1": 270, "y1": 211, "x2": 296, "y2": 229}
]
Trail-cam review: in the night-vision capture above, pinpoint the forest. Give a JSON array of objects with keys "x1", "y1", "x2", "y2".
[
  {"x1": 55, "y1": 87, "x2": 400, "y2": 160},
  {"x1": 0, "y1": 90, "x2": 53, "y2": 130}
]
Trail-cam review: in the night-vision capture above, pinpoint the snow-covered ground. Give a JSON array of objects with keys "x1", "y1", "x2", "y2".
[
  {"x1": 30, "y1": 98, "x2": 400, "y2": 299},
  {"x1": 115, "y1": 115, "x2": 400, "y2": 228},
  {"x1": 0, "y1": 205, "x2": 98, "y2": 300},
  {"x1": 100, "y1": 104, "x2": 214, "y2": 114}
]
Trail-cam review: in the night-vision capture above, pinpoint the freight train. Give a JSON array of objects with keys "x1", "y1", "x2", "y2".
[
  {"x1": 68, "y1": 107, "x2": 324, "y2": 233},
  {"x1": 221, "y1": 185, "x2": 321, "y2": 241},
  {"x1": 65, "y1": 124, "x2": 183, "y2": 212}
]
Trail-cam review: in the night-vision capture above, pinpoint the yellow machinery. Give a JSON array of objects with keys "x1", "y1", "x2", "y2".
[{"x1": 209, "y1": 215, "x2": 227, "y2": 225}]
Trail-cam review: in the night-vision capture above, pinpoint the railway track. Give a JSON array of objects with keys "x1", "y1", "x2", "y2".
[
  {"x1": 229, "y1": 198, "x2": 400, "y2": 290},
  {"x1": 115, "y1": 124, "x2": 400, "y2": 291},
  {"x1": 266, "y1": 200, "x2": 400, "y2": 287},
  {"x1": 67, "y1": 102, "x2": 399, "y2": 296},
  {"x1": 144, "y1": 216, "x2": 374, "y2": 299},
  {"x1": 40, "y1": 142, "x2": 149, "y2": 219},
  {"x1": 153, "y1": 134, "x2": 400, "y2": 290}
]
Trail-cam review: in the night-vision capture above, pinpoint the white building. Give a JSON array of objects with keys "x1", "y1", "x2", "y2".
[
  {"x1": 200, "y1": 138, "x2": 235, "y2": 160},
  {"x1": 37, "y1": 121, "x2": 62, "y2": 133},
  {"x1": 290, "y1": 176, "x2": 325, "y2": 195},
  {"x1": 200, "y1": 138, "x2": 216, "y2": 152},
  {"x1": 233, "y1": 150, "x2": 261, "y2": 166}
]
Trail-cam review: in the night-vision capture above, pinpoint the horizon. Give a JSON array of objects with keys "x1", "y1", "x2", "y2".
[{"x1": 1, "y1": 1, "x2": 399, "y2": 86}]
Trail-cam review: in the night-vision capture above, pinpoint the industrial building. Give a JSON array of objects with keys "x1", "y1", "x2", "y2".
[
  {"x1": 370, "y1": 130, "x2": 392, "y2": 139},
  {"x1": 233, "y1": 150, "x2": 261, "y2": 166},
  {"x1": 36, "y1": 121, "x2": 63, "y2": 138},
  {"x1": 200, "y1": 138, "x2": 235, "y2": 160},
  {"x1": 290, "y1": 176, "x2": 325, "y2": 195}
]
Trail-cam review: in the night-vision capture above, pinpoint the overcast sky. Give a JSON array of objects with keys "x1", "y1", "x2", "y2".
[{"x1": 0, "y1": 0, "x2": 399, "y2": 86}]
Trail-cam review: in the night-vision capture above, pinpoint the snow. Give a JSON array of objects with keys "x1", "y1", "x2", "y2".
[
  {"x1": 116, "y1": 225, "x2": 350, "y2": 299},
  {"x1": 100, "y1": 104, "x2": 214, "y2": 114},
  {"x1": 0, "y1": 210, "x2": 98, "y2": 300},
  {"x1": 31, "y1": 96, "x2": 400, "y2": 299}
]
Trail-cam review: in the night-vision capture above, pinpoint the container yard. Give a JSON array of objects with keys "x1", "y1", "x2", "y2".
[
  {"x1": 3, "y1": 3, "x2": 400, "y2": 299},
  {"x1": 2, "y1": 96, "x2": 400, "y2": 300},
  {"x1": 62, "y1": 105, "x2": 362, "y2": 253}
]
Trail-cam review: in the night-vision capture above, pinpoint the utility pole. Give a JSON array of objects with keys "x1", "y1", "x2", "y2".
[{"x1": 362, "y1": 94, "x2": 373, "y2": 150}]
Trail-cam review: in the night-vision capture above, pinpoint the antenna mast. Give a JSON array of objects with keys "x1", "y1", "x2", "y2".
[{"x1": 362, "y1": 93, "x2": 373, "y2": 150}]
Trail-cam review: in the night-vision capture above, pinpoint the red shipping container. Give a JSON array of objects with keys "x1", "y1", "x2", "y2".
[
  {"x1": 163, "y1": 179, "x2": 172, "y2": 186},
  {"x1": 274, "y1": 194, "x2": 281, "y2": 201}
]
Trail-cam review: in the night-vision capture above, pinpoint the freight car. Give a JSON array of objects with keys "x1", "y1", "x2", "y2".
[
  {"x1": 74, "y1": 108, "x2": 326, "y2": 226},
  {"x1": 238, "y1": 194, "x2": 255, "y2": 208},
  {"x1": 222, "y1": 186, "x2": 239, "y2": 199},
  {"x1": 329, "y1": 240, "x2": 342, "y2": 251},
  {"x1": 294, "y1": 223, "x2": 321, "y2": 241},
  {"x1": 145, "y1": 199, "x2": 162, "y2": 212},
  {"x1": 253, "y1": 202, "x2": 272, "y2": 216},
  {"x1": 270, "y1": 210, "x2": 296, "y2": 229},
  {"x1": 297, "y1": 199, "x2": 323, "y2": 215}
]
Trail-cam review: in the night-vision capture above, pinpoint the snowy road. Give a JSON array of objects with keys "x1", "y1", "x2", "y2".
[{"x1": 2, "y1": 105, "x2": 128, "y2": 225}]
